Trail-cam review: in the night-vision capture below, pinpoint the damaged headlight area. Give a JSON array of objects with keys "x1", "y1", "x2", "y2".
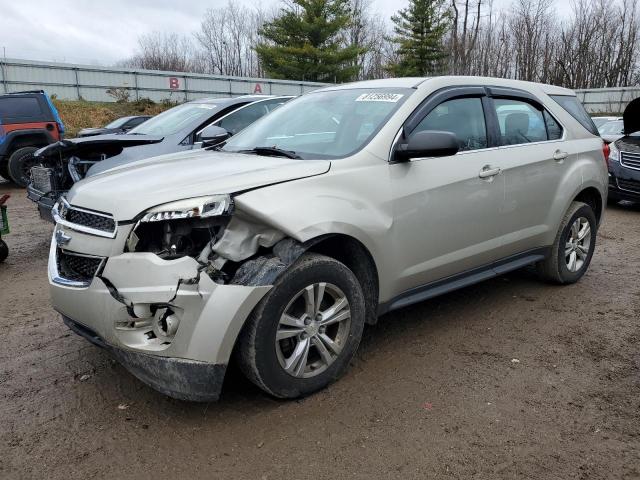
[
  {"x1": 127, "y1": 195, "x2": 233, "y2": 260},
  {"x1": 126, "y1": 193, "x2": 312, "y2": 288}
]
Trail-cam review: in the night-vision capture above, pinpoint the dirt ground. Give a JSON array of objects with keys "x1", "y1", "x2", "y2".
[{"x1": 0, "y1": 179, "x2": 639, "y2": 480}]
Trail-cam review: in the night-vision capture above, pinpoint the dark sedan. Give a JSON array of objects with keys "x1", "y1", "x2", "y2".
[
  {"x1": 27, "y1": 95, "x2": 292, "y2": 220},
  {"x1": 77, "y1": 115, "x2": 152, "y2": 137},
  {"x1": 607, "y1": 98, "x2": 640, "y2": 204}
]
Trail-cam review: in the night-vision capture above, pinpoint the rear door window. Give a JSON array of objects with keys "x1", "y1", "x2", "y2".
[
  {"x1": 549, "y1": 95, "x2": 598, "y2": 136},
  {"x1": 493, "y1": 99, "x2": 547, "y2": 145},
  {"x1": 413, "y1": 97, "x2": 488, "y2": 152},
  {"x1": 492, "y1": 99, "x2": 563, "y2": 145},
  {"x1": 544, "y1": 111, "x2": 563, "y2": 140}
]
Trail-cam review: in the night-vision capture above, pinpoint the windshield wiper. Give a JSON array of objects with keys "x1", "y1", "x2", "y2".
[{"x1": 238, "y1": 146, "x2": 301, "y2": 159}]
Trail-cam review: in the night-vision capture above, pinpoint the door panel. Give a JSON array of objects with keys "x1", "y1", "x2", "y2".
[
  {"x1": 389, "y1": 150, "x2": 506, "y2": 295},
  {"x1": 488, "y1": 97, "x2": 570, "y2": 255},
  {"x1": 388, "y1": 95, "x2": 506, "y2": 295}
]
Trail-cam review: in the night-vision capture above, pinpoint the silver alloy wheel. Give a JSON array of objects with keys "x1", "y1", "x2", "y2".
[
  {"x1": 275, "y1": 282, "x2": 351, "y2": 378},
  {"x1": 565, "y1": 217, "x2": 591, "y2": 272}
]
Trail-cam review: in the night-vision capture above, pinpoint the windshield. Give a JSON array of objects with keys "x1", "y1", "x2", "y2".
[
  {"x1": 598, "y1": 120, "x2": 624, "y2": 135},
  {"x1": 105, "y1": 117, "x2": 130, "y2": 129},
  {"x1": 222, "y1": 88, "x2": 412, "y2": 159},
  {"x1": 130, "y1": 103, "x2": 218, "y2": 136}
]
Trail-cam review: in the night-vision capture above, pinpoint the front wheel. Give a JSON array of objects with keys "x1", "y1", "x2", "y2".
[
  {"x1": 537, "y1": 201, "x2": 597, "y2": 284},
  {"x1": 8, "y1": 146, "x2": 39, "y2": 188},
  {"x1": 236, "y1": 253, "x2": 366, "y2": 399}
]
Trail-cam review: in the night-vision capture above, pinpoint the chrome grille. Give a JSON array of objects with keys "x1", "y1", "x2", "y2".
[
  {"x1": 56, "y1": 250, "x2": 104, "y2": 284},
  {"x1": 53, "y1": 198, "x2": 117, "y2": 238},
  {"x1": 30, "y1": 166, "x2": 56, "y2": 193},
  {"x1": 620, "y1": 151, "x2": 640, "y2": 170},
  {"x1": 617, "y1": 178, "x2": 640, "y2": 194},
  {"x1": 66, "y1": 209, "x2": 116, "y2": 233}
]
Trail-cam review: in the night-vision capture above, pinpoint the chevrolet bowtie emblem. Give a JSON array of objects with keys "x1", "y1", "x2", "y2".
[{"x1": 55, "y1": 229, "x2": 72, "y2": 247}]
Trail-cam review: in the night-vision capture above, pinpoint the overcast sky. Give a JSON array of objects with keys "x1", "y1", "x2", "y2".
[{"x1": 1, "y1": 0, "x2": 573, "y2": 66}]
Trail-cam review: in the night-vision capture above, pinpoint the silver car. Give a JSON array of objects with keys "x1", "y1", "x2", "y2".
[{"x1": 48, "y1": 77, "x2": 608, "y2": 401}]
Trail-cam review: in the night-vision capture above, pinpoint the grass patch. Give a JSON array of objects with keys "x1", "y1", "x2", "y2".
[{"x1": 52, "y1": 99, "x2": 175, "y2": 138}]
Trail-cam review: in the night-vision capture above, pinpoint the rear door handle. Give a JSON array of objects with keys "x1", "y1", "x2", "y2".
[
  {"x1": 553, "y1": 150, "x2": 569, "y2": 161},
  {"x1": 479, "y1": 165, "x2": 502, "y2": 179}
]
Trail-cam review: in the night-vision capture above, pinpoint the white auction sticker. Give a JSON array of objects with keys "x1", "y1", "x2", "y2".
[{"x1": 355, "y1": 93, "x2": 404, "y2": 103}]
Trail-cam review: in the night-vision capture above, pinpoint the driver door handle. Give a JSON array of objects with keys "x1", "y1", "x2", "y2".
[
  {"x1": 553, "y1": 150, "x2": 569, "y2": 161},
  {"x1": 479, "y1": 165, "x2": 502, "y2": 179}
]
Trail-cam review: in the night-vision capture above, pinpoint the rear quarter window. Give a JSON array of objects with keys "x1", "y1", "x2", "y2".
[
  {"x1": 0, "y1": 97, "x2": 43, "y2": 121},
  {"x1": 550, "y1": 95, "x2": 599, "y2": 136}
]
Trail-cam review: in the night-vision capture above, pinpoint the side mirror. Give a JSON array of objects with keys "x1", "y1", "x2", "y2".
[
  {"x1": 393, "y1": 130, "x2": 459, "y2": 162},
  {"x1": 200, "y1": 125, "x2": 231, "y2": 147}
]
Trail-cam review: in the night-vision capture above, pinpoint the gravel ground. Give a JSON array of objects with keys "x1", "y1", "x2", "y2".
[{"x1": 1, "y1": 180, "x2": 639, "y2": 480}]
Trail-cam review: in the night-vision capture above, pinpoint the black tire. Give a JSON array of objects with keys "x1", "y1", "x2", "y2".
[
  {"x1": 8, "y1": 146, "x2": 39, "y2": 188},
  {"x1": 537, "y1": 201, "x2": 597, "y2": 284},
  {"x1": 0, "y1": 159, "x2": 10, "y2": 182},
  {"x1": 0, "y1": 239, "x2": 8, "y2": 263},
  {"x1": 236, "y1": 253, "x2": 366, "y2": 399}
]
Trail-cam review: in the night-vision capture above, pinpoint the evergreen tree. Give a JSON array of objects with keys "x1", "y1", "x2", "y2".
[
  {"x1": 388, "y1": 0, "x2": 451, "y2": 77},
  {"x1": 255, "y1": 0, "x2": 363, "y2": 82}
]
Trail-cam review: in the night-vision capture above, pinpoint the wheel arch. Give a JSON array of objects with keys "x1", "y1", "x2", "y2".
[
  {"x1": 573, "y1": 186, "x2": 604, "y2": 226},
  {"x1": 305, "y1": 233, "x2": 380, "y2": 325},
  {"x1": 3, "y1": 130, "x2": 52, "y2": 155}
]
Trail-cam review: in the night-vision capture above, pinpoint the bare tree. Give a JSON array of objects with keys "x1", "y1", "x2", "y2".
[
  {"x1": 194, "y1": 1, "x2": 268, "y2": 77},
  {"x1": 449, "y1": 0, "x2": 484, "y2": 74},
  {"x1": 346, "y1": 0, "x2": 396, "y2": 79},
  {"x1": 121, "y1": 32, "x2": 199, "y2": 72},
  {"x1": 554, "y1": 0, "x2": 640, "y2": 88},
  {"x1": 114, "y1": 0, "x2": 640, "y2": 89}
]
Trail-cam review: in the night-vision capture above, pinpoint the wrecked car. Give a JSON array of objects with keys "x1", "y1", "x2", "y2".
[
  {"x1": 49, "y1": 77, "x2": 607, "y2": 401},
  {"x1": 77, "y1": 115, "x2": 152, "y2": 137},
  {"x1": 27, "y1": 95, "x2": 292, "y2": 220},
  {"x1": 606, "y1": 97, "x2": 640, "y2": 203}
]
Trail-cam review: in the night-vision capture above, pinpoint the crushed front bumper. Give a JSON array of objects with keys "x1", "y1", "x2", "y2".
[
  {"x1": 63, "y1": 316, "x2": 226, "y2": 401},
  {"x1": 50, "y1": 234, "x2": 271, "y2": 401}
]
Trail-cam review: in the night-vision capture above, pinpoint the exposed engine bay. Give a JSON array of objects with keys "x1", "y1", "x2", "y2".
[{"x1": 125, "y1": 209, "x2": 309, "y2": 288}]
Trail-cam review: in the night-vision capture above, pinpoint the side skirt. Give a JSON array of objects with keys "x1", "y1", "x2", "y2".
[{"x1": 378, "y1": 248, "x2": 550, "y2": 316}]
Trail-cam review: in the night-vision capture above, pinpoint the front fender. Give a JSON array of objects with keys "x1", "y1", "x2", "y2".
[{"x1": 233, "y1": 160, "x2": 395, "y2": 298}]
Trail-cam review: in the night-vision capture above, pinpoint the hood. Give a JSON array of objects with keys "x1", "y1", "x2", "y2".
[
  {"x1": 35, "y1": 134, "x2": 164, "y2": 159},
  {"x1": 86, "y1": 141, "x2": 182, "y2": 177},
  {"x1": 623, "y1": 98, "x2": 640, "y2": 135},
  {"x1": 67, "y1": 151, "x2": 331, "y2": 220}
]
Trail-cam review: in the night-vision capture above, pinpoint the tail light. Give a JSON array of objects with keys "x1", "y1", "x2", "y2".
[{"x1": 602, "y1": 142, "x2": 610, "y2": 168}]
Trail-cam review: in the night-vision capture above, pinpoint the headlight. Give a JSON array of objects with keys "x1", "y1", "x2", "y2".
[
  {"x1": 609, "y1": 142, "x2": 620, "y2": 162},
  {"x1": 140, "y1": 195, "x2": 232, "y2": 223}
]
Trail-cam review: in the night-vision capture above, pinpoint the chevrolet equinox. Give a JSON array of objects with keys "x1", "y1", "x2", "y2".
[{"x1": 48, "y1": 77, "x2": 608, "y2": 401}]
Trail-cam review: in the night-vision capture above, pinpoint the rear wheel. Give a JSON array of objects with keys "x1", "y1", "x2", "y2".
[
  {"x1": 237, "y1": 253, "x2": 366, "y2": 399},
  {"x1": 537, "y1": 201, "x2": 597, "y2": 284},
  {"x1": 8, "y1": 147, "x2": 39, "y2": 188}
]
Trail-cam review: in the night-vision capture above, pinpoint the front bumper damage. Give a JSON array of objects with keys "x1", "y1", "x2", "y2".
[
  {"x1": 63, "y1": 316, "x2": 227, "y2": 401},
  {"x1": 26, "y1": 183, "x2": 58, "y2": 222},
  {"x1": 50, "y1": 238, "x2": 271, "y2": 401}
]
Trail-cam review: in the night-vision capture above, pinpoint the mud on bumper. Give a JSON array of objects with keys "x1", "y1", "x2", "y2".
[{"x1": 63, "y1": 316, "x2": 226, "y2": 402}]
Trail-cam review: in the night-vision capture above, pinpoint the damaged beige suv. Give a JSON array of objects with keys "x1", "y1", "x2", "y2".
[{"x1": 49, "y1": 77, "x2": 607, "y2": 401}]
